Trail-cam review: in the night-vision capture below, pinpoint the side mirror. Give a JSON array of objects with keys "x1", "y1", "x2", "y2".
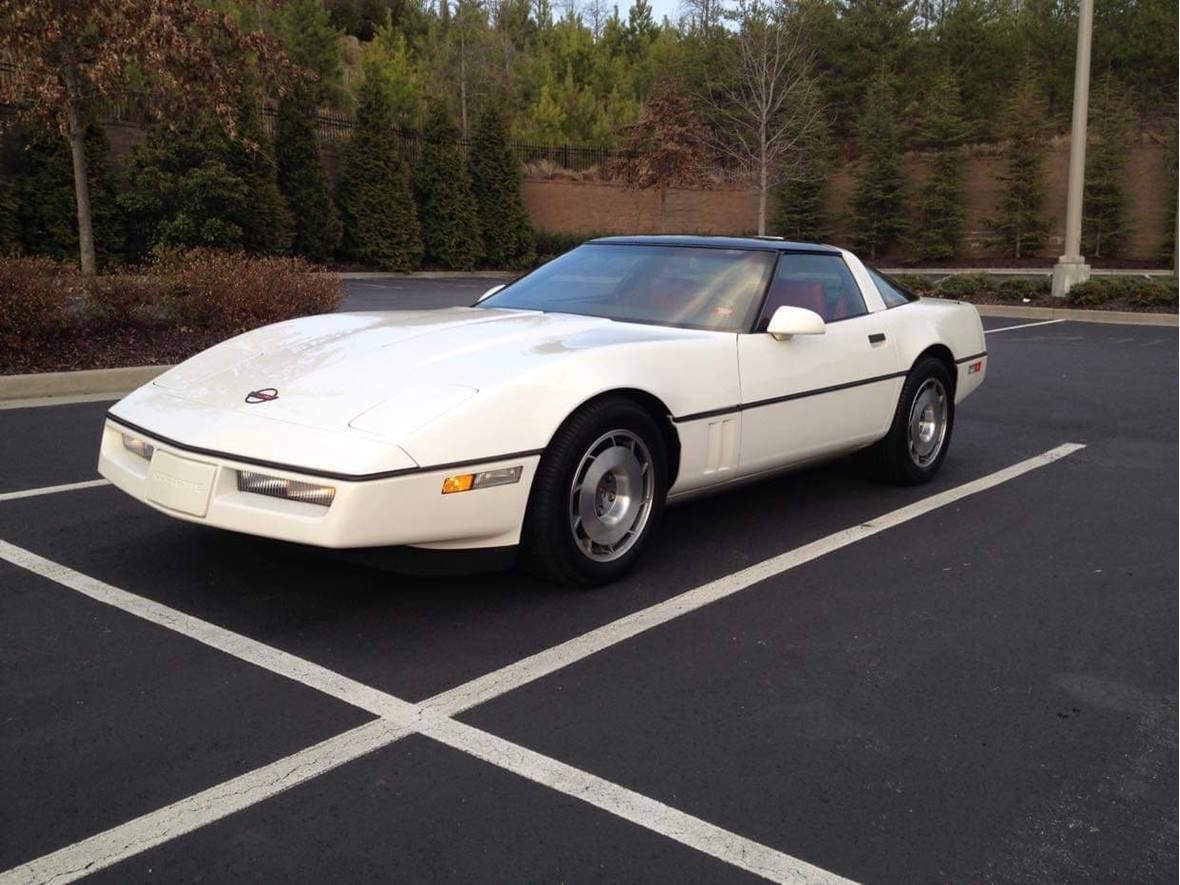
[
  {"x1": 475, "y1": 284, "x2": 506, "y2": 304},
  {"x1": 766, "y1": 305, "x2": 825, "y2": 340}
]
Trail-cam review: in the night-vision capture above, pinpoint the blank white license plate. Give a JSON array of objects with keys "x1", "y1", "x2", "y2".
[{"x1": 146, "y1": 451, "x2": 217, "y2": 517}]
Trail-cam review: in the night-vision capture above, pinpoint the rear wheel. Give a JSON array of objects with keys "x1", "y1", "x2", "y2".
[
  {"x1": 520, "y1": 398, "x2": 667, "y2": 587},
  {"x1": 860, "y1": 356, "x2": 955, "y2": 485}
]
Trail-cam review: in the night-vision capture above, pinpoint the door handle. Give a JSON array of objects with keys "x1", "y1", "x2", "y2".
[{"x1": 868, "y1": 333, "x2": 886, "y2": 344}]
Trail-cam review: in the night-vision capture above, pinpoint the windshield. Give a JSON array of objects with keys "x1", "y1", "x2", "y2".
[{"x1": 479, "y1": 244, "x2": 778, "y2": 333}]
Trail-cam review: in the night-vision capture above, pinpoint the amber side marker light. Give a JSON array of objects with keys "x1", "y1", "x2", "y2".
[{"x1": 441, "y1": 466, "x2": 523, "y2": 494}]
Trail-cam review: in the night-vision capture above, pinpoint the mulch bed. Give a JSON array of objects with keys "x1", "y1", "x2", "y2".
[{"x1": 1, "y1": 323, "x2": 223, "y2": 375}]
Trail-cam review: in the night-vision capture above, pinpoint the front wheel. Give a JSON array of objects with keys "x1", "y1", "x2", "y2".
[
  {"x1": 859, "y1": 356, "x2": 955, "y2": 485},
  {"x1": 520, "y1": 397, "x2": 668, "y2": 587}
]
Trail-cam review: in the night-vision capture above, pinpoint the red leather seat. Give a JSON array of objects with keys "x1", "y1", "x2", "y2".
[{"x1": 763, "y1": 280, "x2": 828, "y2": 319}]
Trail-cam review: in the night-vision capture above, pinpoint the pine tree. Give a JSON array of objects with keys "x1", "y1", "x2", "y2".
[
  {"x1": 915, "y1": 70, "x2": 969, "y2": 261},
  {"x1": 990, "y1": 69, "x2": 1048, "y2": 259},
  {"x1": 275, "y1": 82, "x2": 342, "y2": 263},
  {"x1": 469, "y1": 105, "x2": 535, "y2": 269},
  {"x1": 121, "y1": 102, "x2": 293, "y2": 261},
  {"x1": 16, "y1": 124, "x2": 123, "y2": 267},
  {"x1": 225, "y1": 97, "x2": 295, "y2": 257},
  {"x1": 773, "y1": 125, "x2": 831, "y2": 243},
  {"x1": 850, "y1": 73, "x2": 908, "y2": 260},
  {"x1": 336, "y1": 62, "x2": 423, "y2": 270},
  {"x1": 413, "y1": 104, "x2": 483, "y2": 270},
  {"x1": 275, "y1": 0, "x2": 344, "y2": 103},
  {"x1": 1083, "y1": 73, "x2": 1134, "y2": 258}
]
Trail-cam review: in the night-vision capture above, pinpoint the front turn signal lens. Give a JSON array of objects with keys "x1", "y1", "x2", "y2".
[
  {"x1": 441, "y1": 474, "x2": 475, "y2": 494},
  {"x1": 442, "y1": 466, "x2": 523, "y2": 494}
]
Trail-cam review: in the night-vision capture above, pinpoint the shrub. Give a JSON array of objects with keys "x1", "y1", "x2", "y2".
[
  {"x1": 149, "y1": 249, "x2": 343, "y2": 335},
  {"x1": 87, "y1": 271, "x2": 161, "y2": 327},
  {"x1": 0, "y1": 256, "x2": 78, "y2": 351},
  {"x1": 1067, "y1": 277, "x2": 1178, "y2": 309},
  {"x1": 889, "y1": 274, "x2": 936, "y2": 297},
  {"x1": 994, "y1": 277, "x2": 1050, "y2": 302},
  {"x1": 935, "y1": 273, "x2": 995, "y2": 299}
]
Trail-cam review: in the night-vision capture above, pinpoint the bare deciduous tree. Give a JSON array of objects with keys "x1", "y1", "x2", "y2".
[
  {"x1": 702, "y1": 0, "x2": 827, "y2": 235},
  {"x1": 585, "y1": 0, "x2": 609, "y2": 38},
  {"x1": 678, "y1": 0, "x2": 724, "y2": 32}
]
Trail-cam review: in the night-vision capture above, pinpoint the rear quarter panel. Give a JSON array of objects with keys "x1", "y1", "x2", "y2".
[{"x1": 885, "y1": 298, "x2": 987, "y2": 403}]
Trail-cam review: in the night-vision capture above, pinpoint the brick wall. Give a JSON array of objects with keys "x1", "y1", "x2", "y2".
[{"x1": 525, "y1": 143, "x2": 1175, "y2": 262}]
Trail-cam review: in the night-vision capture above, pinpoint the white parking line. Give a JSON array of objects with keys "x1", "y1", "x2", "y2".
[
  {"x1": 0, "y1": 720, "x2": 406, "y2": 885},
  {"x1": 421, "y1": 716, "x2": 846, "y2": 884},
  {"x1": 0, "y1": 479, "x2": 109, "y2": 503},
  {"x1": 984, "y1": 319, "x2": 1066, "y2": 334},
  {"x1": 0, "y1": 442, "x2": 1085, "y2": 884},
  {"x1": 422, "y1": 442, "x2": 1087, "y2": 717}
]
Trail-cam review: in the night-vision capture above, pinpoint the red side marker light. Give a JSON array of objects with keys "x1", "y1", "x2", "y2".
[{"x1": 968, "y1": 360, "x2": 983, "y2": 375}]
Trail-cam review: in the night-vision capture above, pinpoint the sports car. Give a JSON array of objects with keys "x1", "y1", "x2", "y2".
[{"x1": 99, "y1": 236, "x2": 987, "y2": 586}]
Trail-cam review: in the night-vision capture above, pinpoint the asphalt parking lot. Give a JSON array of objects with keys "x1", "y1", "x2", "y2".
[{"x1": 1, "y1": 286, "x2": 1176, "y2": 883}]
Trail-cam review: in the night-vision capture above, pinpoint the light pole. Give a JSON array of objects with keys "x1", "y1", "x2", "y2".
[{"x1": 1051, "y1": 0, "x2": 1095, "y2": 298}]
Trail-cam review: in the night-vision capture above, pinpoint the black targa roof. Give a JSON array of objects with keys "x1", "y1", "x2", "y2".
[{"x1": 585, "y1": 235, "x2": 842, "y2": 254}]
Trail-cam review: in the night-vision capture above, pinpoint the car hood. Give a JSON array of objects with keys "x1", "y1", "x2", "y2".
[{"x1": 146, "y1": 307, "x2": 640, "y2": 438}]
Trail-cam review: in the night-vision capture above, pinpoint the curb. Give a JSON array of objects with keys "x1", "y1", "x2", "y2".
[
  {"x1": 881, "y1": 267, "x2": 1173, "y2": 278},
  {"x1": 973, "y1": 304, "x2": 1178, "y2": 326},
  {"x1": 0, "y1": 365, "x2": 171, "y2": 405},
  {"x1": 338, "y1": 271, "x2": 518, "y2": 280}
]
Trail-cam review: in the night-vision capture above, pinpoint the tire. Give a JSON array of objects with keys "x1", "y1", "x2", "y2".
[
  {"x1": 520, "y1": 397, "x2": 668, "y2": 587},
  {"x1": 859, "y1": 356, "x2": 955, "y2": 485}
]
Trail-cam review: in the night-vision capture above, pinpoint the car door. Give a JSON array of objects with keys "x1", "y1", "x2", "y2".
[{"x1": 736, "y1": 252, "x2": 903, "y2": 477}]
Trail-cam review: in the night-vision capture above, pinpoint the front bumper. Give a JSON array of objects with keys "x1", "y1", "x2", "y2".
[{"x1": 98, "y1": 419, "x2": 539, "y2": 550}]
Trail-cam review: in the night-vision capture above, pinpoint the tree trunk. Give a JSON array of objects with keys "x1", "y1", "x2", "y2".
[
  {"x1": 757, "y1": 123, "x2": 767, "y2": 236},
  {"x1": 64, "y1": 74, "x2": 96, "y2": 275}
]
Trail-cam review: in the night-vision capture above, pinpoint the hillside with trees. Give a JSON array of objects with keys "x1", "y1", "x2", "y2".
[{"x1": 0, "y1": 0, "x2": 1175, "y2": 270}]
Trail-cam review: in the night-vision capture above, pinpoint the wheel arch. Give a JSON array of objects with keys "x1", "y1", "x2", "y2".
[
  {"x1": 551, "y1": 388, "x2": 682, "y2": 488},
  {"x1": 910, "y1": 344, "x2": 957, "y2": 396}
]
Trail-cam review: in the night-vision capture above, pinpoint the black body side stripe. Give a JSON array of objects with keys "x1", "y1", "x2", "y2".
[
  {"x1": 106, "y1": 413, "x2": 543, "y2": 483},
  {"x1": 672, "y1": 370, "x2": 908, "y2": 424},
  {"x1": 955, "y1": 351, "x2": 987, "y2": 364}
]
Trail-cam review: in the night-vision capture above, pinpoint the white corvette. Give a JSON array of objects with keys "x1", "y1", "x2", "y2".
[{"x1": 99, "y1": 236, "x2": 987, "y2": 585}]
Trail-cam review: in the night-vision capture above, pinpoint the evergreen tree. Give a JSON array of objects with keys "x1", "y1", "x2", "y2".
[
  {"x1": 16, "y1": 125, "x2": 123, "y2": 267},
  {"x1": 850, "y1": 73, "x2": 908, "y2": 260},
  {"x1": 915, "y1": 70, "x2": 970, "y2": 261},
  {"x1": 469, "y1": 105, "x2": 535, "y2": 268},
  {"x1": 225, "y1": 98, "x2": 294, "y2": 256},
  {"x1": 1083, "y1": 73, "x2": 1134, "y2": 258},
  {"x1": 0, "y1": 169, "x2": 20, "y2": 256},
  {"x1": 413, "y1": 104, "x2": 483, "y2": 270},
  {"x1": 990, "y1": 68, "x2": 1048, "y2": 259},
  {"x1": 120, "y1": 104, "x2": 292, "y2": 261},
  {"x1": 276, "y1": 0, "x2": 345, "y2": 103},
  {"x1": 772, "y1": 129, "x2": 831, "y2": 243},
  {"x1": 275, "y1": 82, "x2": 343, "y2": 263},
  {"x1": 336, "y1": 62, "x2": 423, "y2": 270}
]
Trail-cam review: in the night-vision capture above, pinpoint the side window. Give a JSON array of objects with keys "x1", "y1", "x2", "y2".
[
  {"x1": 756, "y1": 253, "x2": 868, "y2": 330},
  {"x1": 869, "y1": 269, "x2": 918, "y2": 307}
]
